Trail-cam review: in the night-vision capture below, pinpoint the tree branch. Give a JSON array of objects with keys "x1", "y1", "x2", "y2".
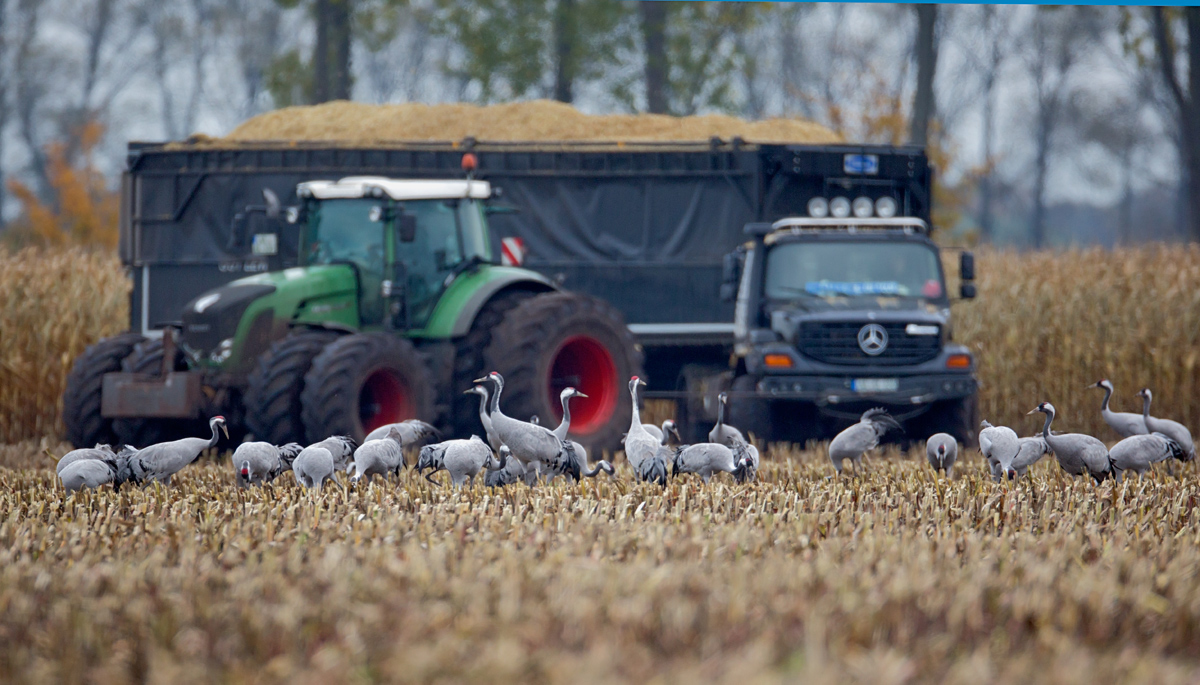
[{"x1": 1151, "y1": 7, "x2": 1186, "y2": 113}]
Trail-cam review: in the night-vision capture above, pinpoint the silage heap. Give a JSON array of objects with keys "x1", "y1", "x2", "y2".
[{"x1": 207, "y1": 100, "x2": 841, "y2": 146}]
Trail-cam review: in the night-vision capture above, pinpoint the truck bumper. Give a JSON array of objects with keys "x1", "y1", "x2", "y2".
[
  {"x1": 101, "y1": 372, "x2": 205, "y2": 418},
  {"x1": 752, "y1": 373, "x2": 976, "y2": 420}
]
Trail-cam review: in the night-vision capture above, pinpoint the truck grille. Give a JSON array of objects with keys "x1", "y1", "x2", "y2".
[{"x1": 796, "y1": 322, "x2": 940, "y2": 365}]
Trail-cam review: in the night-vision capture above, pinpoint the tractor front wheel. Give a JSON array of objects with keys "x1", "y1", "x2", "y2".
[
  {"x1": 300, "y1": 333, "x2": 438, "y2": 444},
  {"x1": 62, "y1": 333, "x2": 145, "y2": 447}
]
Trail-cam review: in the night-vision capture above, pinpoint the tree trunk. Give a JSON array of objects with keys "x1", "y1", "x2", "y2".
[
  {"x1": 640, "y1": 0, "x2": 667, "y2": 114},
  {"x1": 978, "y1": 5, "x2": 997, "y2": 241},
  {"x1": 553, "y1": 0, "x2": 575, "y2": 103},
  {"x1": 909, "y1": 4, "x2": 938, "y2": 148},
  {"x1": 331, "y1": 0, "x2": 352, "y2": 101},
  {"x1": 1032, "y1": 116, "x2": 1049, "y2": 249},
  {"x1": 313, "y1": 0, "x2": 330, "y2": 103},
  {"x1": 1186, "y1": 7, "x2": 1200, "y2": 242}
]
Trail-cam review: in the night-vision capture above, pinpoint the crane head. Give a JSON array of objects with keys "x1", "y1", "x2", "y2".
[
  {"x1": 1137, "y1": 388, "x2": 1152, "y2": 401},
  {"x1": 211, "y1": 415, "x2": 230, "y2": 439},
  {"x1": 1027, "y1": 402, "x2": 1054, "y2": 416},
  {"x1": 1090, "y1": 379, "x2": 1112, "y2": 390}
]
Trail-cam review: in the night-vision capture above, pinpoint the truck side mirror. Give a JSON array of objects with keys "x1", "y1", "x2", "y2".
[
  {"x1": 397, "y1": 214, "x2": 417, "y2": 243},
  {"x1": 262, "y1": 189, "x2": 281, "y2": 220},
  {"x1": 720, "y1": 251, "x2": 743, "y2": 302},
  {"x1": 960, "y1": 251, "x2": 975, "y2": 282}
]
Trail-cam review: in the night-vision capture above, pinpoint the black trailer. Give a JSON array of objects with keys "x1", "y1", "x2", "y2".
[{"x1": 121, "y1": 139, "x2": 932, "y2": 401}]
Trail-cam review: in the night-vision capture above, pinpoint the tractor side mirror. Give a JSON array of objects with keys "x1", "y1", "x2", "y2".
[
  {"x1": 960, "y1": 282, "x2": 977, "y2": 299},
  {"x1": 397, "y1": 213, "x2": 417, "y2": 243},
  {"x1": 262, "y1": 189, "x2": 281, "y2": 219},
  {"x1": 959, "y1": 251, "x2": 975, "y2": 282},
  {"x1": 719, "y1": 251, "x2": 743, "y2": 302}
]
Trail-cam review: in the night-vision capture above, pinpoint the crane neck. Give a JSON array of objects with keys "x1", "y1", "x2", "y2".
[
  {"x1": 207, "y1": 421, "x2": 222, "y2": 450},
  {"x1": 716, "y1": 400, "x2": 726, "y2": 430},
  {"x1": 1040, "y1": 411, "x2": 1054, "y2": 443},
  {"x1": 489, "y1": 379, "x2": 503, "y2": 416},
  {"x1": 1141, "y1": 394, "x2": 1152, "y2": 423},
  {"x1": 1100, "y1": 385, "x2": 1112, "y2": 412},
  {"x1": 555, "y1": 394, "x2": 572, "y2": 440},
  {"x1": 629, "y1": 384, "x2": 643, "y2": 431},
  {"x1": 475, "y1": 388, "x2": 491, "y2": 420}
]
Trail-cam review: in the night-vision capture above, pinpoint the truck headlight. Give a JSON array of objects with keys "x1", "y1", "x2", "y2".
[
  {"x1": 829, "y1": 196, "x2": 851, "y2": 218},
  {"x1": 852, "y1": 196, "x2": 874, "y2": 218},
  {"x1": 875, "y1": 196, "x2": 898, "y2": 218},
  {"x1": 210, "y1": 338, "x2": 234, "y2": 364},
  {"x1": 807, "y1": 197, "x2": 829, "y2": 218}
]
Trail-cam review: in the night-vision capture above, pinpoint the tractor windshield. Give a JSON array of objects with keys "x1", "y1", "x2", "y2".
[
  {"x1": 304, "y1": 199, "x2": 385, "y2": 270},
  {"x1": 764, "y1": 240, "x2": 946, "y2": 301}
]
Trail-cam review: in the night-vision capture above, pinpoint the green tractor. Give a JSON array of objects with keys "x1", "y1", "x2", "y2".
[{"x1": 63, "y1": 176, "x2": 642, "y2": 450}]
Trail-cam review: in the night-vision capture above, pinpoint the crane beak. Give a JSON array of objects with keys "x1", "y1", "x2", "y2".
[
  {"x1": 576, "y1": 392, "x2": 589, "y2": 398},
  {"x1": 473, "y1": 376, "x2": 488, "y2": 383},
  {"x1": 462, "y1": 388, "x2": 477, "y2": 395},
  {"x1": 637, "y1": 379, "x2": 647, "y2": 387},
  {"x1": 222, "y1": 425, "x2": 230, "y2": 439},
  {"x1": 1026, "y1": 408, "x2": 1039, "y2": 415}
]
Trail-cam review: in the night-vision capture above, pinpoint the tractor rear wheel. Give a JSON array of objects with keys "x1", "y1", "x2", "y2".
[
  {"x1": 301, "y1": 333, "x2": 438, "y2": 444},
  {"x1": 112, "y1": 338, "x2": 206, "y2": 447},
  {"x1": 482, "y1": 292, "x2": 642, "y2": 453},
  {"x1": 244, "y1": 330, "x2": 341, "y2": 445},
  {"x1": 62, "y1": 332, "x2": 145, "y2": 448}
]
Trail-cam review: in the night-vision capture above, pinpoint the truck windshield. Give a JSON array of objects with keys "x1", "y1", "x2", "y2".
[{"x1": 764, "y1": 241, "x2": 945, "y2": 300}]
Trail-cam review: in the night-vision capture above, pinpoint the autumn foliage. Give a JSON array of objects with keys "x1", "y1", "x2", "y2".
[{"x1": 6, "y1": 121, "x2": 119, "y2": 249}]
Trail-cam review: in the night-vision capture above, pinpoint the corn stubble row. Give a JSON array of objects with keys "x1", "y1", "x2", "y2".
[{"x1": 1, "y1": 441, "x2": 1199, "y2": 683}]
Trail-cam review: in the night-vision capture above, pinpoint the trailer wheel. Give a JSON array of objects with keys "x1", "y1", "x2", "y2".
[
  {"x1": 244, "y1": 330, "x2": 341, "y2": 444},
  {"x1": 62, "y1": 333, "x2": 145, "y2": 448},
  {"x1": 112, "y1": 338, "x2": 205, "y2": 447},
  {"x1": 483, "y1": 292, "x2": 643, "y2": 453},
  {"x1": 301, "y1": 333, "x2": 437, "y2": 443}
]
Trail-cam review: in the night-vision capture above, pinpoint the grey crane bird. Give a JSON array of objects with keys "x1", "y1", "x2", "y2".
[
  {"x1": 1091, "y1": 379, "x2": 1148, "y2": 438},
  {"x1": 1109, "y1": 433, "x2": 1185, "y2": 482},
  {"x1": 306, "y1": 435, "x2": 357, "y2": 472},
  {"x1": 1138, "y1": 388, "x2": 1195, "y2": 461},
  {"x1": 672, "y1": 442, "x2": 748, "y2": 484},
  {"x1": 979, "y1": 421, "x2": 1020, "y2": 480},
  {"x1": 60, "y1": 458, "x2": 120, "y2": 492},
  {"x1": 275, "y1": 442, "x2": 304, "y2": 474},
  {"x1": 292, "y1": 445, "x2": 340, "y2": 489},
  {"x1": 546, "y1": 387, "x2": 614, "y2": 481},
  {"x1": 474, "y1": 372, "x2": 580, "y2": 481},
  {"x1": 642, "y1": 420, "x2": 681, "y2": 444},
  {"x1": 417, "y1": 435, "x2": 494, "y2": 487},
  {"x1": 119, "y1": 416, "x2": 228, "y2": 486},
  {"x1": 231, "y1": 441, "x2": 295, "y2": 487},
  {"x1": 827, "y1": 408, "x2": 901, "y2": 475},
  {"x1": 55, "y1": 444, "x2": 118, "y2": 476},
  {"x1": 1028, "y1": 402, "x2": 1113, "y2": 483},
  {"x1": 732, "y1": 440, "x2": 759, "y2": 483},
  {"x1": 622, "y1": 376, "x2": 661, "y2": 478},
  {"x1": 925, "y1": 433, "x2": 958, "y2": 478},
  {"x1": 638, "y1": 445, "x2": 670, "y2": 486},
  {"x1": 363, "y1": 419, "x2": 440, "y2": 445},
  {"x1": 350, "y1": 426, "x2": 406, "y2": 484},
  {"x1": 1001, "y1": 437, "x2": 1052, "y2": 481},
  {"x1": 485, "y1": 445, "x2": 528, "y2": 487},
  {"x1": 464, "y1": 384, "x2": 504, "y2": 452},
  {"x1": 709, "y1": 392, "x2": 747, "y2": 446}
]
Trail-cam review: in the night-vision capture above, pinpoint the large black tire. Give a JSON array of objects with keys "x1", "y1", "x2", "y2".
[
  {"x1": 112, "y1": 338, "x2": 205, "y2": 447},
  {"x1": 62, "y1": 333, "x2": 145, "y2": 447},
  {"x1": 725, "y1": 375, "x2": 774, "y2": 443},
  {"x1": 482, "y1": 292, "x2": 643, "y2": 453},
  {"x1": 300, "y1": 333, "x2": 438, "y2": 444},
  {"x1": 244, "y1": 330, "x2": 341, "y2": 445},
  {"x1": 451, "y1": 289, "x2": 537, "y2": 436},
  {"x1": 912, "y1": 394, "x2": 978, "y2": 448}
]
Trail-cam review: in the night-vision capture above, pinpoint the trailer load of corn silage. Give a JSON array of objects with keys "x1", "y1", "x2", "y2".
[{"x1": 205, "y1": 100, "x2": 840, "y2": 144}]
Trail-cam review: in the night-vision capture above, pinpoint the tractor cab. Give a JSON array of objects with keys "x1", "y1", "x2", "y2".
[{"x1": 291, "y1": 177, "x2": 494, "y2": 330}]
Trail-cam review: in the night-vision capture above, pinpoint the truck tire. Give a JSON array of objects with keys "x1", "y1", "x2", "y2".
[
  {"x1": 725, "y1": 375, "x2": 774, "y2": 443},
  {"x1": 301, "y1": 333, "x2": 438, "y2": 444},
  {"x1": 451, "y1": 289, "x2": 535, "y2": 435},
  {"x1": 482, "y1": 292, "x2": 643, "y2": 453},
  {"x1": 62, "y1": 332, "x2": 145, "y2": 448},
  {"x1": 244, "y1": 330, "x2": 341, "y2": 445},
  {"x1": 112, "y1": 338, "x2": 204, "y2": 448},
  {"x1": 914, "y1": 394, "x2": 978, "y2": 449}
]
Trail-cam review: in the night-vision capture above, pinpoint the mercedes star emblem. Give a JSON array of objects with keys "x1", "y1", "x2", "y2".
[{"x1": 858, "y1": 323, "x2": 888, "y2": 356}]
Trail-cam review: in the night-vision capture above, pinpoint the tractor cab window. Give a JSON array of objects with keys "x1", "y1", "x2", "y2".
[
  {"x1": 303, "y1": 198, "x2": 387, "y2": 325},
  {"x1": 457, "y1": 200, "x2": 491, "y2": 261},
  {"x1": 398, "y1": 199, "x2": 463, "y2": 326}
]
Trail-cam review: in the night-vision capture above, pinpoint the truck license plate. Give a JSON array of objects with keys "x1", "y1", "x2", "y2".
[{"x1": 851, "y1": 378, "x2": 898, "y2": 393}]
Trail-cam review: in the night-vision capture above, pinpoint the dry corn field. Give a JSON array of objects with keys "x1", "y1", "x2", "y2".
[
  {"x1": 3, "y1": 245, "x2": 1198, "y2": 444},
  {"x1": 2, "y1": 440, "x2": 1200, "y2": 683}
]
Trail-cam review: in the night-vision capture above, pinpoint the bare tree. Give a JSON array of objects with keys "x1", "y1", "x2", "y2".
[
  {"x1": 639, "y1": 0, "x2": 666, "y2": 114},
  {"x1": 1151, "y1": 7, "x2": 1200, "y2": 242},
  {"x1": 909, "y1": 4, "x2": 938, "y2": 147}
]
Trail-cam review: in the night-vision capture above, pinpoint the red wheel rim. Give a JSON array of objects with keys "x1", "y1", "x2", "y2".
[
  {"x1": 359, "y1": 369, "x2": 412, "y2": 434},
  {"x1": 548, "y1": 335, "x2": 618, "y2": 435}
]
